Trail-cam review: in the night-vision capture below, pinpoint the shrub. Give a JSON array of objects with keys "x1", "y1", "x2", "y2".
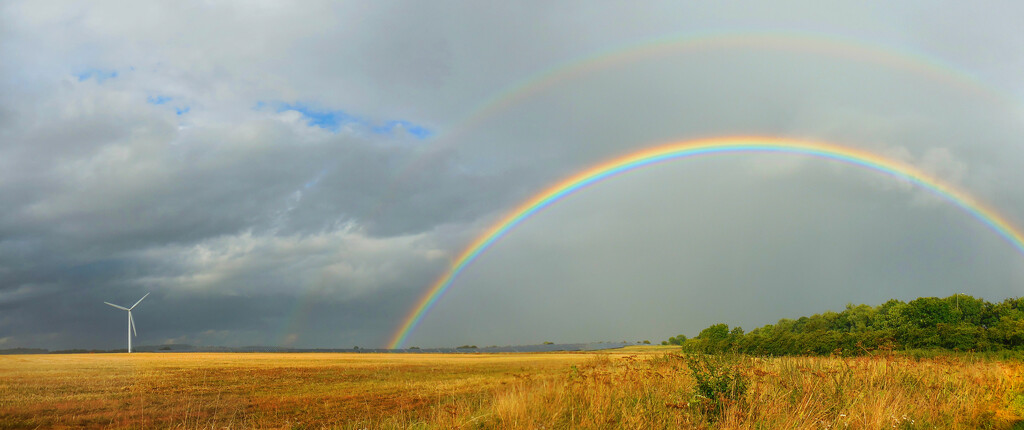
[{"x1": 685, "y1": 353, "x2": 748, "y2": 417}]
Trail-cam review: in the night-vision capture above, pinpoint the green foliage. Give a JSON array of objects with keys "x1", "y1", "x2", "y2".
[
  {"x1": 904, "y1": 297, "x2": 955, "y2": 328},
  {"x1": 669, "y1": 295, "x2": 1024, "y2": 356},
  {"x1": 685, "y1": 353, "x2": 748, "y2": 416},
  {"x1": 698, "y1": 324, "x2": 730, "y2": 341},
  {"x1": 666, "y1": 334, "x2": 687, "y2": 345}
]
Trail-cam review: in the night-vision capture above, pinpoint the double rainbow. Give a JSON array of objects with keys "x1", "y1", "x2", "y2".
[
  {"x1": 381, "y1": 31, "x2": 1011, "y2": 194},
  {"x1": 389, "y1": 137, "x2": 1024, "y2": 348}
]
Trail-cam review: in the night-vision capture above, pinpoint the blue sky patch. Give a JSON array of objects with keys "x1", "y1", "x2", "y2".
[
  {"x1": 373, "y1": 120, "x2": 434, "y2": 139},
  {"x1": 75, "y1": 69, "x2": 118, "y2": 83},
  {"x1": 278, "y1": 103, "x2": 366, "y2": 132},
  {"x1": 148, "y1": 95, "x2": 172, "y2": 105},
  {"x1": 147, "y1": 95, "x2": 189, "y2": 115},
  {"x1": 272, "y1": 102, "x2": 431, "y2": 139},
  {"x1": 405, "y1": 125, "x2": 433, "y2": 139}
]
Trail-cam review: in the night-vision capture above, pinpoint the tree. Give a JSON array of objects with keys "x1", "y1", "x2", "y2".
[
  {"x1": 665, "y1": 294, "x2": 1024, "y2": 355},
  {"x1": 666, "y1": 334, "x2": 687, "y2": 345},
  {"x1": 904, "y1": 297, "x2": 955, "y2": 328},
  {"x1": 698, "y1": 324, "x2": 730, "y2": 341}
]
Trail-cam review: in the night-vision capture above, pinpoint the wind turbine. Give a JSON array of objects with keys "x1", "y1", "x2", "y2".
[{"x1": 104, "y1": 293, "x2": 149, "y2": 353}]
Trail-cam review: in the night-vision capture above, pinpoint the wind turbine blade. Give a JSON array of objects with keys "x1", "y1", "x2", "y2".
[
  {"x1": 130, "y1": 312, "x2": 137, "y2": 336},
  {"x1": 129, "y1": 292, "x2": 150, "y2": 310},
  {"x1": 105, "y1": 302, "x2": 130, "y2": 311}
]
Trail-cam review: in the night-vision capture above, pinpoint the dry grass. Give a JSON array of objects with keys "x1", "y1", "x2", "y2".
[
  {"x1": 1, "y1": 347, "x2": 1022, "y2": 429},
  {"x1": 0, "y1": 351, "x2": 594, "y2": 429},
  {"x1": 481, "y1": 352, "x2": 1024, "y2": 429}
]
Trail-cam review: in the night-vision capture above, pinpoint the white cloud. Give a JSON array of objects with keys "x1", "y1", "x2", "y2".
[{"x1": 135, "y1": 224, "x2": 446, "y2": 298}]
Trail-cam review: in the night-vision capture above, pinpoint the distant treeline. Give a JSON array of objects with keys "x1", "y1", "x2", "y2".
[
  {"x1": 665, "y1": 295, "x2": 1024, "y2": 355},
  {"x1": 0, "y1": 348, "x2": 120, "y2": 355}
]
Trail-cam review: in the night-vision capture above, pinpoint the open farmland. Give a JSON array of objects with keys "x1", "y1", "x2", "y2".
[{"x1": 2, "y1": 347, "x2": 1024, "y2": 429}]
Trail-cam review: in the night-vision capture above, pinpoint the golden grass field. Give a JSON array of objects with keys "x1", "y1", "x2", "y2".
[{"x1": 2, "y1": 346, "x2": 1023, "y2": 429}]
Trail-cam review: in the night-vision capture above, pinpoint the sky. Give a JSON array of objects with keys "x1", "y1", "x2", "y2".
[{"x1": 3, "y1": 1, "x2": 1024, "y2": 350}]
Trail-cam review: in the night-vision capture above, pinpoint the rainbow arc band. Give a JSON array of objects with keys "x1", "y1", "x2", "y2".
[
  {"x1": 372, "y1": 32, "x2": 1011, "y2": 220},
  {"x1": 388, "y1": 137, "x2": 1024, "y2": 349}
]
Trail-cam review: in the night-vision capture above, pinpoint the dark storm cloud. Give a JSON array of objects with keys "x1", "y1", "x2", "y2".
[
  {"x1": 2, "y1": 1, "x2": 1024, "y2": 349},
  {"x1": 0, "y1": 71, "x2": 516, "y2": 348}
]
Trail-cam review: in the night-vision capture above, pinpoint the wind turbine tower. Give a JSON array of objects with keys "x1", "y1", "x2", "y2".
[{"x1": 104, "y1": 293, "x2": 149, "y2": 353}]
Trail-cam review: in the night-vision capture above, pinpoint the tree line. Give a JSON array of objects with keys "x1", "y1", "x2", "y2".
[{"x1": 665, "y1": 295, "x2": 1024, "y2": 355}]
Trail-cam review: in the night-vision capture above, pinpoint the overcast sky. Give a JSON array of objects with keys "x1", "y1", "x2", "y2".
[{"x1": 3, "y1": 1, "x2": 1024, "y2": 350}]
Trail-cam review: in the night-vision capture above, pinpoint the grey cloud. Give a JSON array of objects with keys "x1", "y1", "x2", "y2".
[
  {"x1": 419, "y1": 160, "x2": 1024, "y2": 346},
  {"x1": 3, "y1": 1, "x2": 1024, "y2": 349}
]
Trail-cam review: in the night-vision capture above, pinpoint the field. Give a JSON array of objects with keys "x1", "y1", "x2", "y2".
[{"x1": 2, "y1": 346, "x2": 1024, "y2": 429}]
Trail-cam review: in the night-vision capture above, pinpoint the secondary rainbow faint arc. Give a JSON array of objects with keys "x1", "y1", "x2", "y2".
[
  {"x1": 388, "y1": 136, "x2": 1024, "y2": 349},
  {"x1": 380, "y1": 31, "x2": 1010, "y2": 195}
]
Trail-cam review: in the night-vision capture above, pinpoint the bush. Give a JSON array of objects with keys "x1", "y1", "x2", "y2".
[{"x1": 685, "y1": 353, "x2": 749, "y2": 417}]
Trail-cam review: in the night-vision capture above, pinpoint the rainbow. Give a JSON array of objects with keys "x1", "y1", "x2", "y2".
[
  {"x1": 388, "y1": 136, "x2": 1024, "y2": 349},
  {"x1": 437, "y1": 32, "x2": 1002, "y2": 148},
  {"x1": 370, "y1": 31, "x2": 1012, "y2": 219}
]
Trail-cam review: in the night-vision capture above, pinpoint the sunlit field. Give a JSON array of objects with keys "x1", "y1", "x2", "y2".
[{"x1": 2, "y1": 347, "x2": 1023, "y2": 429}]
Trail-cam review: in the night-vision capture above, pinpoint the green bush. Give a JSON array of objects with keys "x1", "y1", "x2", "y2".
[{"x1": 685, "y1": 353, "x2": 748, "y2": 417}]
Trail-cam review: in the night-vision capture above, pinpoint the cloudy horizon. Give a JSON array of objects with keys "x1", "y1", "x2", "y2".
[{"x1": 3, "y1": 1, "x2": 1024, "y2": 350}]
